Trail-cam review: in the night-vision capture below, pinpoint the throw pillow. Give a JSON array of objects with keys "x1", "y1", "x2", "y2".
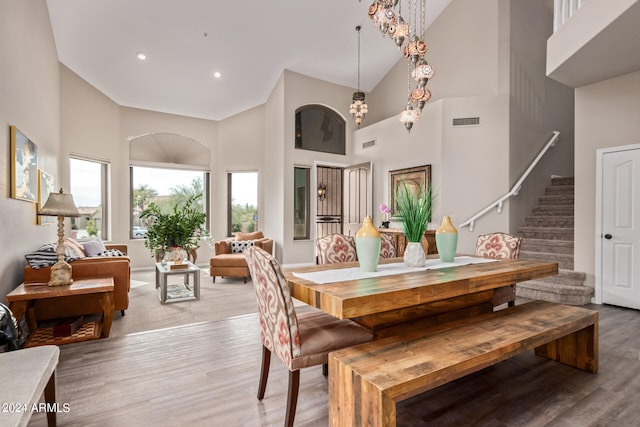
[
  {"x1": 235, "y1": 231, "x2": 264, "y2": 241},
  {"x1": 82, "y1": 238, "x2": 107, "y2": 257},
  {"x1": 231, "y1": 240, "x2": 254, "y2": 254},
  {"x1": 97, "y1": 249, "x2": 126, "y2": 257},
  {"x1": 64, "y1": 237, "x2": 86, "y2": 258},
  {"x1": 24, "y1": 243, "x2": 80, "y2": 269}
]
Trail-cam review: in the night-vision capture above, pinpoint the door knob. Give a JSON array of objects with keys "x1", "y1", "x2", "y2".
[{"x1": 604, "y1": 234, "x2": 612, "y2": 240}]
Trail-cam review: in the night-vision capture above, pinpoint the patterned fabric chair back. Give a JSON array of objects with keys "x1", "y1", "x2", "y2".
[
  {"x1": 316, "y1": 234, "x2": 357, "y2": 264},
  {"x1": 379, "y1": 233, "x2": 397, "y2": 258},
  {"x1": 244, "y1": 246, "x2": 301, "y2": 369},
  {"x1": 475, "y1": 232, "x2": 522, "y2": 259}
]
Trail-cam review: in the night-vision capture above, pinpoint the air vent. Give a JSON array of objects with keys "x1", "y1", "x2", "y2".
[
  {"x1": 452, "y1": 117, "x2": 480, "y2": 127},
  {"x1": 362, "y1": 139, "x2": 376, "y2": 149}
]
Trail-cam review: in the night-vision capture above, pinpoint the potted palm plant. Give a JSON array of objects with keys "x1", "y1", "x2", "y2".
[
  {"x1": 140, "y1": 194, "x2": 206, "y2": 262},
  {"x1": 395, "y1": 180, "x2": 435, "y2": 267}
]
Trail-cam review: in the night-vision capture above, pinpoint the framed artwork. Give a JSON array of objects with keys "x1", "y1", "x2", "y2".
[
  {"x1": 38, "y1": 170, "x2": 56, "y2": 225},
  {"x1": 389, "y1": 164, "x2": 432, "y2": 219},
  {"x1": 10, "y1": 125, "x2": 38, "y2": 202}
]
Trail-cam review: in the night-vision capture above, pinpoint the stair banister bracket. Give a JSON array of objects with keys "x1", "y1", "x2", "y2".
[
  {"x1": 497, "y1": 201, "x2": 503, "y2": 214},
  {"x1": 469, "y1": 220, "x2": 475, "y2": 232}
]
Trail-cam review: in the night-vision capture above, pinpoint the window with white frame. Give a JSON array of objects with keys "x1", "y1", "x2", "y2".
[
  {"x1": 131, "y1": 165, "x2": 210, "y2": 239},
  {"x1": 69, "y1": 157, "x2": 109, "y2": 241}
]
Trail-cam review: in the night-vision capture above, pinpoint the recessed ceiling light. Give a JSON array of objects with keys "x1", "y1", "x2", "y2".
[
  {"x1": 136, "y1": 52, "x2": 147, "y2": 61},
  {"x1": 213, "y1": 71, "x2": 222, "y2": 78}
]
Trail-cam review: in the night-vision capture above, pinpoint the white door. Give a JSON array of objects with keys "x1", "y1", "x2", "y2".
[
  {"x1": 602, "y1": 147, "x2": 640, "y2": 309},
  {"x1": 343, "y1": 162, "x2": 372, "y2": 237}
]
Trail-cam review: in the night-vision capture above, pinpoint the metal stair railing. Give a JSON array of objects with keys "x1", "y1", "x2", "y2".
[{"x1": 459, "y1": 131, "x2": 560, "y2": 232}]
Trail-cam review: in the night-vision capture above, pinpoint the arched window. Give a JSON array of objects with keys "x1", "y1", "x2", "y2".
[
  {"x1": 295, "y1": 105, "x2": 345, "y2": 155},
  {"x1": 129, "y1": 133, "x2": 211, "y2": 240}
]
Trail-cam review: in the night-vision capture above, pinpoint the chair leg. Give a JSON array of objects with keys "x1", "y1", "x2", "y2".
[
  {"x1": 285, "y1": 370, "x2": 300, "y2": 427},
  {"x1": 121, "y1": 310, "x2": 125, "y2": 316},
  {"x1": 244, "y1": 276, "x2": 247, "y2": 284},
  {"x1": 322, "y1": 363, "x2": 328, "y2": 377},
  {"x1": 257, "y1": 346, "x2": 271, "y2": 400},
  {"x1": 212, "y1": 276, "x2": 216, "y2": 283}
]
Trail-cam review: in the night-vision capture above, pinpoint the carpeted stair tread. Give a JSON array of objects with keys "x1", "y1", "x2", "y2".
[
  {"x1": 520, "y1": 251, "x2": 573, "y2": 269},
  {"x1": 535, "y1": 269, "x2": 586, "y2": 287},
  {"x1": 532, "y1": 206, "x2": 574, "y2": 215},
  {"x1": 523, "y1": 216, "x2": 574, "y2": 227},
  {"x1": 550, "y1": 176, "x2": 574, "y2": 186},
  {"x1": 545, "y1": 185, "x2": 574, "y2": 195},
  {"x1": 538, "y1": 195, "x2": 574, "y2": 205},
  {"x1": 520, "y1": 238, "x2": 573, "y2": 254},
  {"x1": 516, "y1": 280, "x2": 593, "y2": 305},
  {"x1": 518, "y1": 227, "x2": 574, "y2": 240}
]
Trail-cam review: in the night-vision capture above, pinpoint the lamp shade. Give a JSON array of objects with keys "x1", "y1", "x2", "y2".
[{"x1": 38, "y1": 188, "x2": 81, "y2": 217}]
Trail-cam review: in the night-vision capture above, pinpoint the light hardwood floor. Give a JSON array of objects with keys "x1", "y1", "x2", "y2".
[{"x1": 26, "y1": 271, "x2": 640, "y2": 426}]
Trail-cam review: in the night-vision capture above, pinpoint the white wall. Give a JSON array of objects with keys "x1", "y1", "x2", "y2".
[
  {"x1": 118, "y1": 107, "x2": 218, "y2": 268},
  {"x1": 367, "y1": 0, "x2": 503, "y2": 124},
  {"x1": 279, "y1": 71, "x2": 357, "y2": 264},
  {"x1": 507, "y1": 0, "x2": 575, "y2": 232},
  {"x1": 574, "y1": 70, "x2": 640, "y2": 287},
  {"x1": 0, "y1": 0, "x2": 59, "y2": 298},
  {"x1": 353, "y1": 95, "x2": 511, "y2": 255}
]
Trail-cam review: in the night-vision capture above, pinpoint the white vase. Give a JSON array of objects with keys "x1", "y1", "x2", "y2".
[{"x1": 403, "y1": 241, "x2": 426, "y2": 267}]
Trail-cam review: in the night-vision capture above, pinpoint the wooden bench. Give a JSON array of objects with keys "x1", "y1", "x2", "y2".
[
  {"x1": 328, "y1": 300, "x2": 598, "y2": 427},
  {"x1": 0, "y1": 345, "x2": 60, "y2": 427}
]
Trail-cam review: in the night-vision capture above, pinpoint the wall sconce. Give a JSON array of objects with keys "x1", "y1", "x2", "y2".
[{"x1": 317, "y1": 182, "x2": 327, "y2": 201}]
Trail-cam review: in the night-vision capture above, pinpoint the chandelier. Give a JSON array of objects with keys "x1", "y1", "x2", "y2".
[
  {"x1": 349, "y1": 25, "x2": 368, "y2": 128},
  {"x1": 369, "y1": 0, "x2": 434, "y2": 132}
]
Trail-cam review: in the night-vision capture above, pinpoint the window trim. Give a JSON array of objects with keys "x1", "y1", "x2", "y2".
[{"x1": 293, "y1": 166, "x2": 311, "y2": 240}]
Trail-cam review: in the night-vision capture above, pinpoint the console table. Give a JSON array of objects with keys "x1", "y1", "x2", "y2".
[{"x1": 5, "y1": 277, "x2": 114, "y2": 347}]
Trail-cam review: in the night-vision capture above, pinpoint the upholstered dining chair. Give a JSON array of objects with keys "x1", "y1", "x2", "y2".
[
  {"x1": 244, "y1": 246, "x2": 373, "y2": 427},
  {"x1": 316, "y1": 233, "x2": 357, "y2": 264},
  {"x1": 379, "y1": 232, "x2": 397, "y2": 258},
  {"x1": 475, "y1": 232, "x2": 523, "y2": 307}
]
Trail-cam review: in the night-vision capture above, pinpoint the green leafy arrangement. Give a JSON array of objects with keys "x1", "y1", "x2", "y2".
[
  {"x1": 395, "y1": 181, "x2": 435, "y2": 243},
  {"x1": 140, "y1": 194, "x2": 207, "y2": 258}
]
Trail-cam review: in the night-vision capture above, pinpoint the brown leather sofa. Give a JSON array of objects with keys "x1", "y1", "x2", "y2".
[
  {"x1": 23, "y1": 244, "x2": 130, "y2": 320},
  {"x1": 210, "y1": 232, "x2": 273, "y2": 283}
]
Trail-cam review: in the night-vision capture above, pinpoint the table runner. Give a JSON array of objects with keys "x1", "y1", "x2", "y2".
[{"x1": 291, "y1": 256, "x2": 497, "y2": 284}]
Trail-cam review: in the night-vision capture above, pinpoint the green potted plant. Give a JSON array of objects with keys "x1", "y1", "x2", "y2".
[
  {"x1": 395, "y1": 180, "x2": 435, "y2": 266},
  {"x1": 140, "y1": 194, "x2": 207, "y2": 262}
]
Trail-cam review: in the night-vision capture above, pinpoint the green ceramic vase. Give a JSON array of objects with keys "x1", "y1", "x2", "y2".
[
  {"x1": 355, "y1": 216, "x2": 381, "y2": 272},
  {"x1": 435, "y1": 216, "x2": 458, "y2": 262}
]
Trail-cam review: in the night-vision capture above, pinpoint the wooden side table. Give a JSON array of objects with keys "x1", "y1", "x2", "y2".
[
  {"x1": 379, "y1": 228, "x2": 437, "y2": 256},
  {"x1": 6, "y1": 277, "x2": 115, "y2": 347}
]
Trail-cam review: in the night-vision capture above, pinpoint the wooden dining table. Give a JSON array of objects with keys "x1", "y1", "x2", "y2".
[{"x1": 283, "y1": 256, "x2": 559, "y2": 337}]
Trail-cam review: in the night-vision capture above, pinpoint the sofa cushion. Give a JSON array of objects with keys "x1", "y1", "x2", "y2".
[
  {"x1": 235, "y1": 231, "x2": 264, "y2": 241},
  {"x1": 24, "y1": 243, "x2": 80, "y2": 269},
  {"x1": 210, "y1": 254, "x2": 248, "y2": 267},
  {"x1": 231, "y1": 240, "x2": 254, "y2": 254},
  {"x1": 82, "y1": 238, "x2": 107, "y2": 257}
]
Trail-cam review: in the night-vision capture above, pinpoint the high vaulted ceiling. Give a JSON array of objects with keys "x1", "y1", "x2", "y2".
[{"x1": 46, "y1": 0, "x2": 451, "y2": 121}]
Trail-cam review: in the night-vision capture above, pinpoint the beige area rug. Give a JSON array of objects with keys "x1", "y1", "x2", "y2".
[{"x1": 109, "y1": 268, "x2": 259, "y2": 337}]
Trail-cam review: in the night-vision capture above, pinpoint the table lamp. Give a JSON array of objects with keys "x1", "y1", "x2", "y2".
[{"x1": 38, "y1": 188, "x2": 81, "y2": 286}]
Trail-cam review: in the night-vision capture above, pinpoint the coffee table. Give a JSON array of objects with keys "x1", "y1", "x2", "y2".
[
  {"x1": 5, "y1": 277, "x2": 115, "y2": 347},
  {"x1": 155, "y1": 261, "x2": 201, "y2": 304}
]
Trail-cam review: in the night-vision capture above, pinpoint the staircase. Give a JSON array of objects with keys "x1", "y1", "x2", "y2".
[{"x1": 516, "y1": 176, "x2": 593, "y2": 305}]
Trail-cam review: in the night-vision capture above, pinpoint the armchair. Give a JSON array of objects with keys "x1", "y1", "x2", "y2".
[{"x1": 209, "y1": 231, "x2": 273, "y2": 283}]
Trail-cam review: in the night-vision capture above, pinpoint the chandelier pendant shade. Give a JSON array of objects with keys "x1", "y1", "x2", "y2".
[
  {"x1": 368, "y1": 0, "x2": 435, "y2": 131},
  {"x1": 350, "y1": 25, "x2": 368, "y2": 128}
]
